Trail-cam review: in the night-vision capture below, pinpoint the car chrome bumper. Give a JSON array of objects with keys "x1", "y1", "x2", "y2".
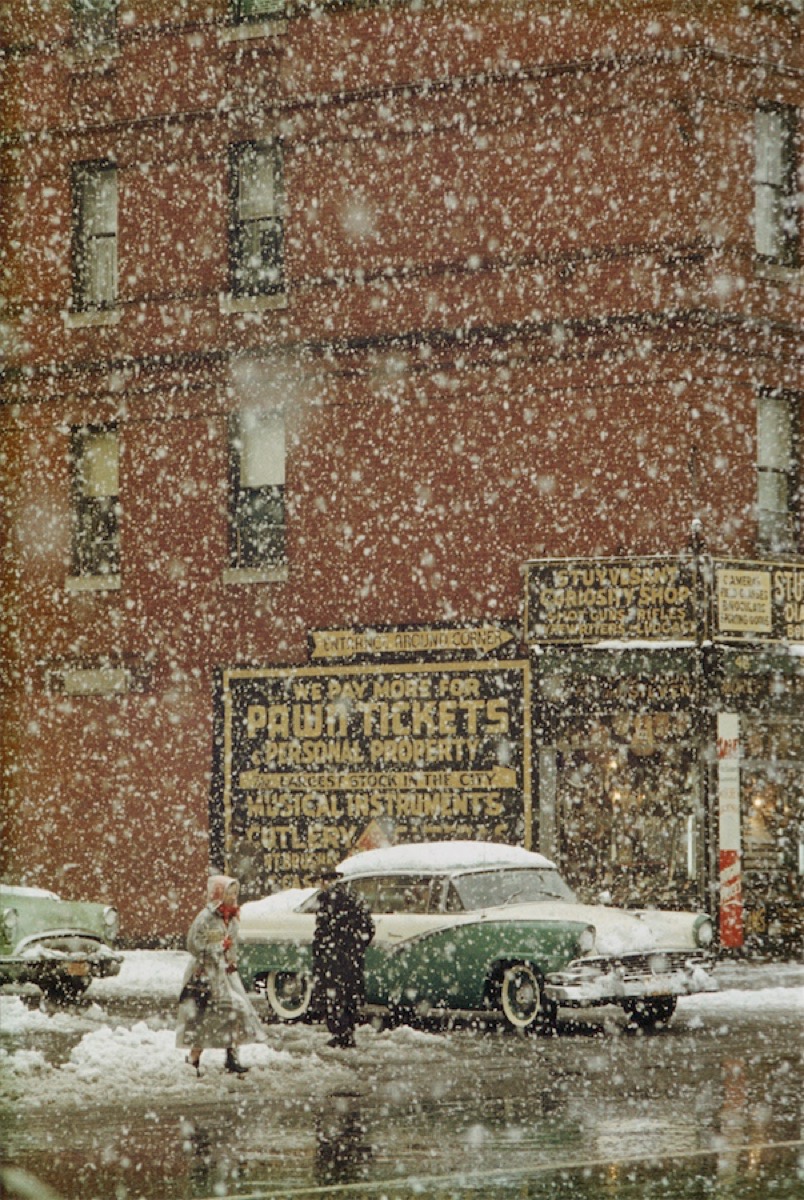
[
  {"x1": 545, "y1": 952, "x2": 717, "y2": 1007},
  {"x1": 3, "y1": 948, "x2": 123, "y2": 984}
]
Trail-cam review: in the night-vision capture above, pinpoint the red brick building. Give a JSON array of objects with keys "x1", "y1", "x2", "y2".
[{"x1": 1, "y1": 0, "x2": 802, "y2": 946}]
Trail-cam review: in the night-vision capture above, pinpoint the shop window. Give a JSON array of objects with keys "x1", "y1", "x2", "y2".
[
  {"x1": 757, "y1": 393, "x2": 799, "y2": 554},
  {"x1": 754, "y1": 104, "x2": 799, "y2": 267},
  {"x1": 230, "y1": 142, "x2": 284, "y2": 297},
  {"x1": 742, "y1": 737, "x2": 804, "y2": 953},
  {"x1": 229, "y1": 411, "x2": 286, "y2": 568},
  {"x1": 554, "y1": 714, "x2": 701, "y2": 909},
  {"x1": 232, "y1": 0, "x2": 286, "y2": 22},
  {"x1": 71, "y1": 0, "x2": 118, "y2": 51},
  {"x1": 72, "y1": 162, "x2": 118, "y2": 311},
  {"x1": 71, "y1": 426, "x2": 120, "y2": 578}
]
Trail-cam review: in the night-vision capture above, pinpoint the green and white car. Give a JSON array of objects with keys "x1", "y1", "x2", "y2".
[
  {"x1": 0, "y1": 884, "x2": 122, "y2": 1001},
  {"x1": 238, "y1": 841, "x2": 716, "y2": 1032}
]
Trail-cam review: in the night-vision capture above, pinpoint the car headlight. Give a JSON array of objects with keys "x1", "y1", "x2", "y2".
[
  {"x1": 2, "y1": 907, "x2": 18, "y2": 945},
  {"x1": 694, "y1": 915, "x2": 714, "y2": 948},
  {"x1": 578, "y1": 924, "x2": 596, "y2": 955},
  {"x1": 103, "y1": 906, "x2": 120, "y2": 940}
]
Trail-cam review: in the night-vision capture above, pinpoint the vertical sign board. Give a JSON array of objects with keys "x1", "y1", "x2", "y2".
[
  {"x1": 215, "y1": 660, "x2": 531, "y2": 892},
  {"x1": 717, "y1": 713, "x2": 743, "y2": 949}
]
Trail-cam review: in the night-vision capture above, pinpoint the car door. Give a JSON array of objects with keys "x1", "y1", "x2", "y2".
[{"x1": 349, "y1": 875, "x2": 463, "y2": 1007}]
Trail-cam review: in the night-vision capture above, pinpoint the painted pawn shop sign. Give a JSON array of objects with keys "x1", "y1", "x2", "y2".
[{"x1": 212, "y1": 627, "x2": 530, "y2": 893}]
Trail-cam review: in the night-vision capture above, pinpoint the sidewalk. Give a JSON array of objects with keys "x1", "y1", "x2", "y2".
[{"x1": 711, "y1": 957, "x2": 804, "y2": 992}]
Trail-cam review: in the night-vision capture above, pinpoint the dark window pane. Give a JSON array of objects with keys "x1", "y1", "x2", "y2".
[{"x1": 231, "y1": 485, "x2": 286, "y2": 567}]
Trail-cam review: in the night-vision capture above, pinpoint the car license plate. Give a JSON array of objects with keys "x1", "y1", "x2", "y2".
[{"x1": 67, "y1": 962, "x2": 89, "y2": 977}]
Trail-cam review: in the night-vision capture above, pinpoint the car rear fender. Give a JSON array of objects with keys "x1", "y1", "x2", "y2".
[{"x1": 238, "y1": 941, "x2": 312, "y2": 992}]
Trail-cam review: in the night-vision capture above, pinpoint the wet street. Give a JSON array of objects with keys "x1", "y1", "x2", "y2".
[{"x1": 1, "y1": 962, "x2": 802, "y2": 1200}]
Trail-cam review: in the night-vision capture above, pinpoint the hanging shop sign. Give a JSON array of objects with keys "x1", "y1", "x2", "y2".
[
  {"x1": 213, "y1": 658, "x2": 531, "y2": 892},
  {"x1": 524, "y1": 557, "x2": 698, "y2": 644},
  {"x1": 713, "y1": 559, "x2": 804, "y2": 643}
]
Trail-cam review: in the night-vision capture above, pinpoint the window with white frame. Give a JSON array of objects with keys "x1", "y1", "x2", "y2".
[
  {"x1": 757, "y1": 393, "x2": 799, "y2": 554},
  {"x1": 754, "y1": 105, "x2": 799, "y2": 267},
  {"x1": 71, "y1": 0, "x2": 118, "y2": 51},
  {"x1": 230, "y1": 142, "x2": 284, "y2": 297},
  {"x1": 72, "y1": 162, "x2": 118, "y2": 310},
  {"x1": 229, "y1": 411, "x2": 286, "y2": 568},
  {"x1": 71, "y1": 426, "x2": 120, "y2": 577}
]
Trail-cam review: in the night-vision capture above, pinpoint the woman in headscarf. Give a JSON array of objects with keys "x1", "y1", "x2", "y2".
[{"x1": 176, "y1": 874, "x2": 266, "y2": 1075}]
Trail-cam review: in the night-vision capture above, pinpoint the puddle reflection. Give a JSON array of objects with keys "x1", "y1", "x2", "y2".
[
  {"x1": 315, "y1": 1090, "x2": 373, "y2": 1186},
  {"x1": 2, "y1": 1014, "x2": 801, "y2": 1200}
]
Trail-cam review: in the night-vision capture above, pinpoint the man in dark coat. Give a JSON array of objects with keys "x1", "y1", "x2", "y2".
[{"x1": 312, "y1": 869, "x2": 375, "y2": 1048}]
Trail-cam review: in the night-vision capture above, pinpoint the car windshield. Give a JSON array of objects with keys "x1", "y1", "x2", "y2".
[{"x1": 450, "y1": 868, "x2": 577, "y2": 912}]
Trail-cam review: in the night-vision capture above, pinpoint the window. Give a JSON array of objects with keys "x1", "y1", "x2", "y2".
[
  {"x1": 757, "y1": 393, "x2": 799, "y2": 553},
  {"x1": 230, "y1": 142, "x2": 284, "y2": 297},
  {"x1": 233, "y1": 0, "x2": 286, "y2": 22},
  {"x1": 754, "y1": 105, "x2": 799, "y2": 267},
  {"x1": 71, "y1": 427, "x2": 120, "y2": 578},
  {"x1": 71, "y1": 0, "x2": 118, "y2": 52},
  {"x1": 229, "y1": 411, "x2": 286, "y2": 568},
  {"x1": 72, "y1": 163, "x2": 118, "y2": 310}
]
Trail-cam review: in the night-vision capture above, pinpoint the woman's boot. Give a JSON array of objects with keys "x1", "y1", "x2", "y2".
[{"x1": 225, "y1": 1048, "x2": 248, "y2": 1074}]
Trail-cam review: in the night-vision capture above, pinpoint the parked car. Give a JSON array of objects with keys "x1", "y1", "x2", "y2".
[
  {"x1": 238, "y1": 841, "x2": 717, "y2": 1032},
  {"x1": 0, "y1": 884, "x2": 123, "y2": 1001}
]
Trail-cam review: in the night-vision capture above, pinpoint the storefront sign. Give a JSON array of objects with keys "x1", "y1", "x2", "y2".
[
  {"x1": 214, "y1": 660, "x2": 530, "y2": 891},
  {"x1": 310, "y1": 625, "x2": 515, "y2": 660},
  {"x1": 717, "y1": 713, "x2": 743, "y2": 950},
  {"x1": 714, "y1": 560, "x2": 804, "y2": 642},
  {"x1": 537, "y1": 653, "x2": 698, "y2": 718},
  {"x1": 525, "y1": 557, "x2": 697, "y2": 643}
]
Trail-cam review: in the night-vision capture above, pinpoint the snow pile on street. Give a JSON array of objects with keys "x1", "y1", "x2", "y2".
[{"x1": 1, "y1": 952, "x2": 800, "y2": 1112}]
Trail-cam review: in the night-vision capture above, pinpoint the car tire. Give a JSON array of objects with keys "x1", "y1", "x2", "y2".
[
  {"x1": 387, "y1": 1003, "x2": 415, "y2": 1028},
  {"x1": 497, "y1": 962, "x2": 554, "y2": 1034},
  {"x1": 44, "y1": 978, "x2": 91, "y2": 1004},
  {"x1": 624, "y1": 997, "x2": 677, "y2": 1029},
  {"x1": 264, "y1": 970, "x2": 313, "y2": 1022}
]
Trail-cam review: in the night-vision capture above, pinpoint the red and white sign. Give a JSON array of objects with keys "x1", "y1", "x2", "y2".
[{"x1": 717, "y1": 713, "x2": 743, "y2": 949}]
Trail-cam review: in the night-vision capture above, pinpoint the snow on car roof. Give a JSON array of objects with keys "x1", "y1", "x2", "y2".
[
  {"x1": 337, "y1": 840, "x2": 556, "y2": 877},
  {"x1": 240, "y1": 887, "x2": 317, "y2": 921},
  {"x1": 0, "y1": 885, "x2": 60, "y2": 900}
]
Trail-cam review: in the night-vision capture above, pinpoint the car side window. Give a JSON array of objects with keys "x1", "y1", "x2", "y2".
[
  {"x1": 345, "y1": 878, "x2": 377, "y2": 910},
  {"x1": 444, "y1": 882, "x2": 464, "y2": 913},
  {"x1": 402, "y1": 878, "x2": 432, "y2": 913},
  {"x1": 374, "y1": 878, "x2": 409, "y2": 913},
  {"x1": 369, "y1": 876, "x2": 433, "y2": 913}
]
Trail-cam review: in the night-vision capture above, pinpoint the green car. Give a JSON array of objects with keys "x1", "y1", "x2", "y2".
[
  {"x1": 0, "y1": 884, "x2": 123, "y2": 1001},
  {"x1": 238, "y1": 842, "x2": 716, "y2": 1032}
]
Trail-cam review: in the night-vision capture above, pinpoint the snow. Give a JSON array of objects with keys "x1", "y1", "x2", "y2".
[
  {"x1": 241, "y1": 887, "x2": 316, "y2": 920},
  {"x1": 0, "y1": 885, "x2": 60, "y2": 900},
  {"x1": 1, "y1": 952, "x2": 800, "y2": 1112},
  {"x1": 338, "y1": 840, "x2": 556, "y2": 876}
]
